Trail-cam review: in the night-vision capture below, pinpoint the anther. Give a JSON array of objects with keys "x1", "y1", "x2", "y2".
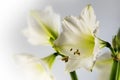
[
  {"x1": 77, "y1": 52, "x2": 80, "y2": 55},
  {"x1": 62, "y1": 56, "x2": 69, "y2": 62},
  {"x1": 70, "y1": 48, "x2": 73, "y2": 51},
  {"x1": 73, "y1": 49, "x2": 80, "y2": 56}
]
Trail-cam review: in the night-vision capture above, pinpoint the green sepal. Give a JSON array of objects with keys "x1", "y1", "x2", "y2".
[
  {"x1": 42, "y1": 53, "x2": 58, "y2": 69},
  {"x1": 98, "y1": 38, "x2": 111, "y2": 48}
]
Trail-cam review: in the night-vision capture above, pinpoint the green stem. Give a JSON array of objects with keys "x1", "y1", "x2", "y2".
[
  {"x1": 110, "y1": 60, "x2": 120, "y2": 80},
  {"x1": 115, "y1": 61, "x2": 120, "y2": 80},
  {"x1": 110, "y1": 60, "x2": 118, "y2": 80},
  {"x1": 70, "y1": 71, "x2": 78, "y2": 80}
]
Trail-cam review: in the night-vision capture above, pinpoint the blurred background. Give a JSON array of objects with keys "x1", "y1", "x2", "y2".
[{"x1": 0, "y1": 0, "x2": 120, "y2": 80}]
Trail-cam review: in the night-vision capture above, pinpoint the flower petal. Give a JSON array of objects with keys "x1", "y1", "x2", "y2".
[
  {"x1": 65, "y1": 56, "x2": 94, "y2": 72},
  {"x1": 23, "y1": 6, "x2": 61, "y2": 45},
  {"x1": 95, "y1": 52, "x2": 113, "y2": 80},
  {"x1": 23, "y1": 26, "x2": 49, "y2": 45},
  {"x1": 15, "y1": 54, "x2": 54, "y2": 80},
  {"x1": 80, "y1": 4, "x2": 99, "y2": 34}
]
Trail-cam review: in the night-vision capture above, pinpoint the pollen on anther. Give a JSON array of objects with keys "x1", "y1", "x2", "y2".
[
  {"x1": 77, "y1": 52, "x2": 80, "y2": 55},
  {"x1": 76, "y1": 49, "x2": 79, "y2": 52},
  {"x1": 73, "y1": 49, "x2": 80, "y2": 56},
  {"x1": 61, "y1": 56, "x2": 69, "y2": 62},
  {"x1": 70, "y1": 48, "x2": 73, "y2": 51}
]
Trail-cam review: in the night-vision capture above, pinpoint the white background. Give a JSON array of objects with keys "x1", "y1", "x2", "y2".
[{"x1": 0, "y1": 0, "x2": 120, "y2": 80}]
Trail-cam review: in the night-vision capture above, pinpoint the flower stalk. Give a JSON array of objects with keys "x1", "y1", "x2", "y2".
[
  {"x1": 70, "y1": 71, "x2": 78, "y2": 80},
  {"x1": 110, "y1": 59, "x2": 120, "y2": 80},
  {"x1": 115, "y1": 61, "x2": 120, "y2": 80},
  {"x1": 110, "y1": 60, "x2": 118, "y2": 80}
]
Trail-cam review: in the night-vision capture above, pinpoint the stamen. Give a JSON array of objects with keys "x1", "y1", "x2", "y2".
[
  {"x1": 77, "y1": 52, "x2": 80, "y2": 55},
  {"x1": 74, "y1": 52, "x2": 76, "y2": 55},
  {"x1": 61, "y1": 56, "x2": 69, "y2": 62},
  {"x1": 73, "y1": 49, "x2": 80, "y2": 56},
  {"x1": 70, "y1": 48, "x2": 73, "y2": 51}
]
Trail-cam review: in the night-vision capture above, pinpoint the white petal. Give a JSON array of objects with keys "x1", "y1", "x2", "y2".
[
  {"x1": 60, "y1": 5, "x2": 99, "y2": 36},
  {"x1": 34, "y1": 7, "x2": 60, "y2": 34},
  {"x1": 80, "y1": 5, "x2": 99, "y2": 34},
  {"x1": 66, "y1": 56, "x2": 94, "y2": 72},
  {"x1": 15, "y1": 54, "x2": 54, "y2": 80},
  {"x1": 23, "y1": 26, "x2": 49, "y2": 45},
  {"x1": 23, "y1": 6, "x2": 60, "y2": 45},
  {"x1": 95, "y1": 52, "x2": 113, "y2": 80},
  {"x1": 30, "y1": 7, "x2": 60, "y2": 39},
  {"x1": 92, "y1": 38, "x2": 101, "y2": 63}
]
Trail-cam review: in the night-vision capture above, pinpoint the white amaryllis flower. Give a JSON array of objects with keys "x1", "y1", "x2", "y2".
[
  {"x1": 15, "y1": 54, "x2": 54, "y2": 80},
  {"x1": 54, "y1": 5, "x2": 102, "y2": 72},
  {"x1": 95, "y1": 52, "x2": 113, "y2": 80},
  {"x1": 23, "y1": 7, "x2": 60, "y2": 45}
]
